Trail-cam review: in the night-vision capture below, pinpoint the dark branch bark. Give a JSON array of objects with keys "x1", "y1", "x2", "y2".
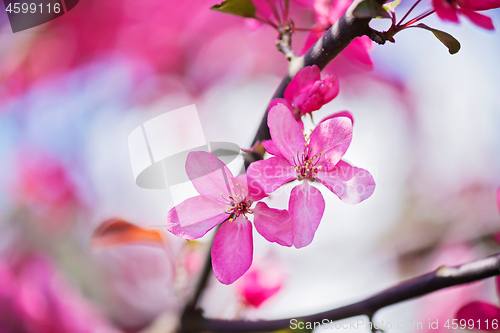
[
  {"x1": 180, "y1": 251, "x2": 500, "y2": 332},
  {"x1": 246, "y1": 0, "x2": 384, "y2": 167}
]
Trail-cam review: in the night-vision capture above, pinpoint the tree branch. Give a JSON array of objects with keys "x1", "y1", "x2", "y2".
[
  {"x1": 180, "y1": 251, "x2": 500, "y2": 332},
  {"x1": 246, "y1": 0, "x2": 385, "y2": 166}
]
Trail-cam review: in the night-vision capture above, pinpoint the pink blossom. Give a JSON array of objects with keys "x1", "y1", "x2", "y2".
[
  {"x1": 497, "y1": 186, "x2": 500, "y2": 214},
  {"x1": 272, "y1": 65, "x2": 339, "y2": 121},
  {"x1": 432, "y1": 0, "x2": 500, "y2": 30},
  {"x1": 166, "y1": 151, "x2": 293, "y2": 285},
  {"x1": 0, "y1": 254, "x2": 118, "y2": 333},
  {"x1": 235, "y1": 259, "x2": 286, "y2": 308},
  {"x1": 299, "y1": 0, "x2": 373, "y2": 69},
  {"x1": 455, "y1": 276, "x2": 500, "y2": 330},
  {"x1": 247, "y1": 103, "x2": 375, "y2": 248}
]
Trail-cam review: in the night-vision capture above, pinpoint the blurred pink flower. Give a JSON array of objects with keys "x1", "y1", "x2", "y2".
[
  {"x1": 247, "y1": 103, "x2": 375, "y2": 248},
  {"x1": 300, "y1": 0, "x2": 373, "y2": 69},
  {"x1": 235, "y1": 259, "x2": 286, "y2": 308},
  {"x1": 455, "y1": 278, "x2": 500, "y2": 330},
  {"x1": 14, "y1": 151, "x2": 81, "y2": 231},
  {"x1": 432, "y1": 0, "x2": 500, "y2": 30},
  {"x1": 0, "y1": 254, "x2": 118, "y2": 333},
  {"x1": 271, "y1": 65, "x2": 339, "y2": 120},
  {"x1": 166, "y1": 151, "x2": 293, "y2": 285}
]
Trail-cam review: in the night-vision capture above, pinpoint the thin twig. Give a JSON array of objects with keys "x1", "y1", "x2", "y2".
[{"x1": 180, "y1": 251, "x2": 500, "y2": 332}]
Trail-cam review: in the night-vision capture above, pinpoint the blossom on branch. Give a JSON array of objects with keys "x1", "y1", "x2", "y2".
[
  {"x1": 271, "y1": 65, "x2": 339, "y2": 121},
  {"x1": 247, "y1": 103, "x2": 375, "y2": 248},
  {"x1": 433, "y1": 0, "x2": 500, "y2": 30},
  {"x1": 166, "y1": 151, "x2": 292, "y2": 285}
]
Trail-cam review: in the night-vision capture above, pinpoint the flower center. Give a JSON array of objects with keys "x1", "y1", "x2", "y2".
[
  {"x1": 226, "y1": 200, "x2": 253, "y2": 222},
  {"x1": 212, "y1": 183, "x2": 252, "y2": 222},
  {"x1": 291, "y1": 134, "x2": 330, "y2": 181}
]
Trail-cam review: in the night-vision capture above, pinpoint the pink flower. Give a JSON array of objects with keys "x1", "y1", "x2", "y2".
[
  {"x1": 0, "y1": 254, "x2": 118, "y2": 332},
  {"x1": 247, "y1": 103, "x2": 375, "y2": 248},
  {"x1": 166, "y1": 151, "x2": 293, "y2": 285},
  {"x1": 272, "y1": 65, "x2": 339, "y2": 121},
  {"x1": 455, "y1": 276, "x2": 500, "y2": 330},
  {"x1": 432, "y1": 0, "x2": 500, "y2": 30},
  {"x1": 235, "y1": 259, "x2": 286, "y2": 308}
]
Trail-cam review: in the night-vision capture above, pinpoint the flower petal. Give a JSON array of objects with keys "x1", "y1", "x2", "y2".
[
  {"x1": 253, "y1": 202, "x2": 293, "y2": 247},
  {"x1": 284, "y1": 65, "x2": 321, "y2": 108},
  {"x1": 497, "y1": 186, "x2": 500, "y2": 215},
  {"x1": 319, "y1": 110, "x2": 354, "y2": 125},
  {"x1": 186, "y1": 151, "x2": 236, "y2": 201},
  {"x1": 246, "y1": 157, "x2": 297, "y2": 198},
  {"x1": 166, "y1": 195, "x2": 226, "y2": 239},
  {"x1": 289, "y1": 182, "x2": 325, "y2": 248},
  {"x1": 309, "y1": 116, "x2": 353, "y2": 170},
  {"x1": 270, "y1": 98, "x2": 304, "y2": 125},
  {"x1": 268, "y1": 104, "x2": 307, "y2": 164},
  {"x1": 458, "y1": 0, "x2": 500, "y2": 10},
  {"x1": 342, "y1": 36, "x2": 373, "y2": 67},
  {"x1": 456, "y1": 301, "x2": 500, "y2": 327},
  {"x1": 262, "y1": 140, "x2": 284, "y2": 158},
  {"x1": 212, "y1": 216, "x2": 253, "y2": 284},
  {"x1": 316, "y1": 160, "x2": 375, "y2": 204},
  {"x1": 459, "y1": 8, "x2": 494, "y2": 30},
  {"x1": 433, "y1": 0, "x2": 460, "y2": 22}
]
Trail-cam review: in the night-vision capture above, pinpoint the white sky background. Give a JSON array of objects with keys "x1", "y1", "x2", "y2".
[{"x1": 0, "y1": 6, "x2": 499, "y2": 332}]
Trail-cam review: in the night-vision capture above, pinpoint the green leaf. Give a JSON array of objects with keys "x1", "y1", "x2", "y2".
[
  {"x1": 383, "y1": 0, "x2": 401, "y2": 12},
  {"x1": 353, "y1": 0, "x2": 391, "y2": 19},
  {"x1": 211, "y1": 0, "x2": 256, "y2": 18},
  {"x1": 414, "y1": 23, "x2": 461, "y2": 54}
]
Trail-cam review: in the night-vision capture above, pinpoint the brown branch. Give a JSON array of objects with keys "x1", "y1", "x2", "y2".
[
  {"x1": 246, "y1": 0, "x2": 386, "y2": 167},
  {"x1": 179, "y1": 251, "x2": 500, "y2": 332}
]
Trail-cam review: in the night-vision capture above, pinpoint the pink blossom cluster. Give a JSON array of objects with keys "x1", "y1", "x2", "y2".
[{"x1": 166, "y1": 65, "x2": 375, "y2": 284}]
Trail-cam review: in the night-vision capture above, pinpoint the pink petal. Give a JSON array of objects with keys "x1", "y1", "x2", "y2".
[
  {"x1": 497, "y1": 186, "x2": 500, "y2": 214},
  {"x1": 246, "y1": 157, "x2": 297, "y2": 198},
  {"x1": 458, "y1": 0, "x2": 500, "y2": 10},
  {"x1": 316, "y1": 160, "x2": 375, "y2": 204},
  {"x1": 319, "y1": 110, "x2": 354, "y2": 125},
  {"x1": 252, "y1": 0, "x2": 277, "y2": 19},
  {"x1": 284, "y1": 65, "x2": 321, "y2": 108},
  {"x1": 234, "y1": 173, "x2": 266, "y2": 202},
  {"x1": 456, "y1": 301, "x2": 500, "y2": 328},
  {"x1": 262, "y1": 140, "x2": 284, "y2": 158},
  {"x1": 268, "y1": 103, "x2": 307, "y2": 164},
  {"x1": 299, "y1": 74, "x2": 340, "y2": 115},
  {"x1": 459, "y1": 8, "x2": 495, "y2": 30},
  {"x1": 236, "y1": 269, "x2": 281, "y2": 307},
  {"x1": 211, "y1": 216, "x2": 253, "y2": 284},
  {"x1": 270, "y1": 98, "x2": 304, "y2": 124},
  {"x1": 309, "y1": 116, "x2": 353, "y2": 170},
  {"x1": 327, "y1": 0, "x2": 355, "y2": 23},
  {"x1": 289, "y1": 182, "x2": 325, "y2": 248},
  {"x1": 341, "y1": 36, "x2": 373, "y2": 67},
  {"x1": 186, "y1": 151, "x2": 236, "y2": 202},
  {"x1": 166, "y1": 195, "x2": 226, "y2": 239},
  {"x1": 496, "y1": 275, "x2": 500, "y2": 299},
  {"x1": 252, "y1": 202, "x2": 293, "y2": 247},
  {"x1": 433, "y1": 0, "x2": 460, "y2": 22}
]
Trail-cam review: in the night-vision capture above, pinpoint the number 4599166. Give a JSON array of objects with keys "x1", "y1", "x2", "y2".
[
  {"x1": 5, "y1": 2, "x2": 61, "y2": 14},
  {"x1": 444, "y1": 319, "x2": 498, "y2": 330}
]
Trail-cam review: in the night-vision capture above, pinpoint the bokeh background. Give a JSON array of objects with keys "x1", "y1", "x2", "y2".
[{"x1": 0, "y1": 0, "x2": 500, "y2": 332}]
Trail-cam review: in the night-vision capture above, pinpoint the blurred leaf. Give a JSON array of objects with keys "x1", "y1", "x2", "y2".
[
  {"x1": 90, "y1": 218, "x2": 165, "y2": 249},
  {"x1": 353, "y1": 0, "x2": 391, "y2": 19},
  {"x1": 211, "y1": 0, "x2": 256, "y2": 18},
  {"x1": 383, "y1": 0, "x2": 401, "y2": 12},
  {"x1": 414, "y1": 24, "x2": 461, "y2": 54}
]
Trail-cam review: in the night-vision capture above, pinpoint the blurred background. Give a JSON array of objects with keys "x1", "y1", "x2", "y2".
[{"x1": 0, "y1": 0, "x2": 500, "y2": 332}]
